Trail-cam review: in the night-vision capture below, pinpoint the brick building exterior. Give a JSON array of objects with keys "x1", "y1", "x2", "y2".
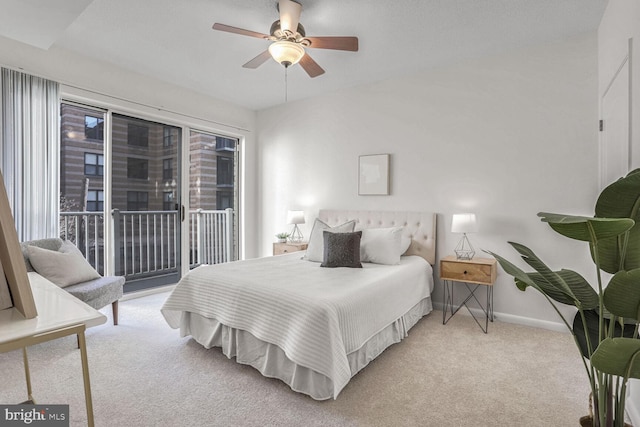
[{"x1": 59, "y1": 103, "x2": 236, "y2": 213}]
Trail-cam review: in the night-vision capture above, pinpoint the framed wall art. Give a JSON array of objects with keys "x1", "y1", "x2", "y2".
[
  {"x1": 0, "y1": 170, "x2": 36, "y2": 318},
  {"x1": 358, "y1": 154, "x2": 390, "y2": 196}
]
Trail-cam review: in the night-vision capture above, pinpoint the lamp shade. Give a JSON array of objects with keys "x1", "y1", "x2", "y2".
[
  {"x1": 269, "y1": 41, "x2": 305, "y2": 66},
  {"x1": 451, "y1": 213, "x2": 478, "y2": 233},
  {"x1": 286, "y1": 210, "x2": 305, "y2": 225}
]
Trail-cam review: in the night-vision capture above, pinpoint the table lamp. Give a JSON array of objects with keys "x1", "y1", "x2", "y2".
[
  {"x1": 287, "y1": 210, "x2": 305, "y2": 242},
  {"x1": 451, "y1": 213, "x2": 477, "y2": 260}
]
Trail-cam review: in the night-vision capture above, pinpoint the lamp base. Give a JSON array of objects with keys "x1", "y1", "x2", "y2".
[
  {"x1": 454, "y1": 234, "x2": 475, "y2": 260},
  {"x1": 289, "y1": 224, "x2": 303, "y2": 243}
]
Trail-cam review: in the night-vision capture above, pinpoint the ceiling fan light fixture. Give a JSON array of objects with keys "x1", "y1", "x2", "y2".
[{"x1": 269, "y1": 40, "x2": 305, "y2": 67}]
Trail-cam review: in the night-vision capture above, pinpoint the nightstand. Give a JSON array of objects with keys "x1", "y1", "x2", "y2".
[
  {"x1": 440, "y1": 255, "x2": 497, "y2": 333},
  {"x1": 273, "y1": 242, "x2": 308, "y2": 255}
]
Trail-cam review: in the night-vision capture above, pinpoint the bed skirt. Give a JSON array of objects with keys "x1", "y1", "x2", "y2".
[{"x1": 179, "y1": 296, "x2": 433, "y2": 400}]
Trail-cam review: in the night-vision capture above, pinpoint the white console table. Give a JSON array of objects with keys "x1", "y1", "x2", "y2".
[{"x1": 0, "y1": 272, "x2": 106, "y2": 427}]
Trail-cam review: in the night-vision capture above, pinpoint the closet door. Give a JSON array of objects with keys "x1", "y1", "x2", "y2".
[{"x1": 600, "y1": 56, "x2": 630, "y2": 189}]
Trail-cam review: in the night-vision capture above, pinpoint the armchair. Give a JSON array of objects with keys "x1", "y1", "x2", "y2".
[{"x1": 20, "y1": 238, "x2": 124, "y2": 325}]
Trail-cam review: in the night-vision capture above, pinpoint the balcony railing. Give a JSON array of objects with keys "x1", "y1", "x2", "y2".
[{"x1": 59, "y1": 208, "x2": 233, "y2": 282}]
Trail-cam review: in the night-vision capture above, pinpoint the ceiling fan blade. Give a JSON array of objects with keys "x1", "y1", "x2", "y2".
[
  {"x1": 299, "y1": 53, "x2": 325, "y2": 78},
  {"x1": 212, "y1": 23, "x2": 269, "y2": 40},
  {"x1": 304, "y1": 36, "x2": 358, "y2": 52},
  {"x1": 278, "y1": 0, "x2": 302, "y2": 34},
  {"x1": 242, "y1": 50, "x2": 272, "y2": 69}
]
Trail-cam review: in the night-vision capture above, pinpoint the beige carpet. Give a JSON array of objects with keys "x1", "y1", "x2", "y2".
[{"x1": 0, "y1": 291, "x2": 590, "y2": 426}]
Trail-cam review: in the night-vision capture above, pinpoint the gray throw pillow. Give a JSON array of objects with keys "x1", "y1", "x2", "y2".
[
  {"x1": 27, "y1": 240, "x2": 101, "y2": 288},
  {"x1": 304, "y1": 218, "x2": 356, "y2": 262},
  {"x1": 321, "y1": 231, "x2": 363, "y2": 268}
]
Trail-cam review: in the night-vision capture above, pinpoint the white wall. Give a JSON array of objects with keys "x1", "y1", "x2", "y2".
[
  {"x1": 0, "y1": 35, "x2": 260, "y2": 259},
  {"x1": 598, "y1": 1, "x2": 640, "y2": 423},
  {"x1": 599, "y1": 0, "x2": 640, "y2": 169},
  {"x1": 257, "y1": 33, "x2": 599, "y2": 328}
]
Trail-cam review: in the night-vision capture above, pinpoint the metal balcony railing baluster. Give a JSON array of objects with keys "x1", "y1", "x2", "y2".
[{"x1": 59, "y1": 209, "x2": 233, "y2": 283}]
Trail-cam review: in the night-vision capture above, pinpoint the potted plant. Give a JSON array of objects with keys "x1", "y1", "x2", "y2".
[
  {"x1": 275, "y1": 232, "x2": 290, "y2": 243},
  {"x1": 487, "y1": 169, "x2": 640, "y2": 427}
]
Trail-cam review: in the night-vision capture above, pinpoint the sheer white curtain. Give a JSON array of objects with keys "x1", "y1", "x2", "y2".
[{"x1": 1, "y1": 68, "x2": 60, "y2": 241}]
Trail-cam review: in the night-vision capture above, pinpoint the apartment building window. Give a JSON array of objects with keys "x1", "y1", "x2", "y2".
[
  {"x1": 163, "y1": 191, "x2": 174, "y2": 211},
  {"x1": 84, "y1": 153, "x2": 104, "y2": 176},
  {"x1": 163, "y1": 127, "x2": 177, "y2": 147},
  {"x1": 163, "y1": 158, "x2": 173, "y2": 181},
  {"x1": 216, "y1": 191, "x2": 233, "y2": 210},
  {"x1": 127, "y1": 158, "x2": 149, "y2": 180},
  {"x1": 215, "y1": 137, "x2": 236, "y2": 152},
  {"x1": 86, "y1": 190, "x2": 104, "y2": 212},
  {"x1": 85, "y1": 115, "x2": 104, "y2": 141},
  {"x1": 128, "y1": 123, "x2": 149, "y2": 147},
  {"x1": 127, "y1": 191, "x2": 148, "y2": 211},
  {"x1": 217, "y1": 156, "x2": 233, "y2": 187}
]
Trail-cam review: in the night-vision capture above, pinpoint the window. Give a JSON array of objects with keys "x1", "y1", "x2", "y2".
[
  {"x1": 216, "y1": 191, "x2": 233, "y2": 210},
  {"x1": 163, "y1": 191, "x2": 174, "y2": 211},
  {"x1": 127, "y1": 158, "x2": 149, "y2": 180},
  {"x1": 128, "y1": 123, "x2": 149, "y2": 147},
  {"x1": 127, "y1": 191, "x2": 148, "y2": 211},
  {"x1": 163, "y1": 127, "x2": 177, "y2": 147},
  {"x1": 84, "y1": 153, "x2": 104, "y2": 176},
  {"x1": 84, "y1": 116, "x2": 104, "y2": 141},
  {"x1": 86, "y1": 190, "x2": 104, "y2": 212},
  {"x1": 215, "y1": 137, "x2": 236, "y2": 151},
  {"x1": 217, "y1": 156, "x2": 233, "y2": 187},
  {"x1": 163, "y1": 158, "x2": 173, "y2": 181}
]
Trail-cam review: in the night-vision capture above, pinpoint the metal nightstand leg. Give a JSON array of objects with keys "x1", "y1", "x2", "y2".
[{"x1": 442, "y1": 280, "x2": 494, "y2": 333}]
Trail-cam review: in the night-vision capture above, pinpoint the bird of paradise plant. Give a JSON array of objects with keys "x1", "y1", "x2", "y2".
[{"x1": 487, "y1": 169, "x2": 640, "y2": 427}]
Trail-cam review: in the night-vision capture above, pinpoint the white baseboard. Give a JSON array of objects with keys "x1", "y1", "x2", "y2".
[
  {"x1": 121, "y1": 284, "x2": 175, "y2": 302},
  {"x1": 431, "y1": 302, "x2": 568, "y2": 333}
]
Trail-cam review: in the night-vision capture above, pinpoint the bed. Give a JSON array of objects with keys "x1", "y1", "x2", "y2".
[{"x1": 161, "y1": 210, "x2": 436, "y2": 400}]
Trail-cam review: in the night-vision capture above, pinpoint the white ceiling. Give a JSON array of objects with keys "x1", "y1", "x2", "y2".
[{"x1": 0, "y1": 0, "x2": 608, "y2": 111}]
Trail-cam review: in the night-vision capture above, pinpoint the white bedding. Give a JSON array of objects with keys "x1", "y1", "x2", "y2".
[{"x1": 161, "y1": 252, "x2": 433, "y2": 398}]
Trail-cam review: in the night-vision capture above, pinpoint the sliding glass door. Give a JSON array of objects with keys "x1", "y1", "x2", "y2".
[
  {"x1": 60, "y1": 102, "x2": 240, "y2": 292},
  {"x1": 111, "y1": 113, "x2": 182, "y2": 291},
  {"x1": 60, "y1": 103, "x2": 107, "y2": 274},
  {"x1": 188, "y1": 130, "x2": 238, "y2": 268}
]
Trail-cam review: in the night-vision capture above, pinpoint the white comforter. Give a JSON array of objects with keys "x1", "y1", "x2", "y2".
[{"x1": 161, "y1": 253, "x2": 433, "y2": 397}]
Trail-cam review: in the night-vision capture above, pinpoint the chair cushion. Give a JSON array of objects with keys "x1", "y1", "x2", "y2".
[{"x1": 65, "y1": 276, "x2": 125, "y2": 309}]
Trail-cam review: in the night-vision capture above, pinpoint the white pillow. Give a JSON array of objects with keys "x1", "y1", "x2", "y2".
[
  {"x1": 304, "y1": 219, "x2": 356, "y2": 262},
  {"x1": 27, "y1": 240, "x2": 101, "y2": 288},
  {"x1": 400, "y1": 234, "x2": 412, "y2": 254},
  {"x1": 360, "y1": 227, "x2": 404, "y2": 265}
]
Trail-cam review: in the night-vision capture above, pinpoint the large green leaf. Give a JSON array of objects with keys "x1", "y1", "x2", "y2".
[
  {"x1": 573, "y1": 310, "x2": 638, "y2": 358},
  {"x1": 538, "y1": 212, "x2": 634, "y2": 243},
  {"x1": 507, "y1": 242, "x2": 598, "y2": 309},
  {"x1": 591, "y1": 338, "x2": 640, "y2": 380},
  {"x1": 484, "y1": 250, "x2": 541, "y2": 292},
  {"x1": 595, "y1": 169, "x2": 640, "y2": 273},
  {"x1": 522, "y1": 270, "x2": 599, "y2": 309},
  {"x1": 603, "y1": 269, "x2": 640, "y2": 321},
  {"x1": 573, "y1": 309, "x2": 600, "y2": 358}
]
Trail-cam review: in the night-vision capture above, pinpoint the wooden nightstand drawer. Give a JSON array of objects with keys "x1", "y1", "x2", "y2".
[
  {"x1": 273, "y1": 242, "x2": 308, "y2": 255},
  {"x1": 440, "y1": 256, "x2": 497, "y2": 285}
]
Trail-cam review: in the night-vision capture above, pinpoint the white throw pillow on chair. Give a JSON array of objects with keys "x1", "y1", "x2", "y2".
[{"x1": 27, "y1": 240, "x2": 101, "y2": 288}]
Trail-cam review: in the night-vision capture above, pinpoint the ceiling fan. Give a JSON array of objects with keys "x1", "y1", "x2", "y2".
[{"x1": 212, "y1": 0, "x2": 358, "y2": 78}]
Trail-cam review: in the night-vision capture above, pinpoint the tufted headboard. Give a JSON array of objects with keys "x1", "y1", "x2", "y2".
[{"x1": 318, "y1": 210, "x2": 437, "y2": 265}]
